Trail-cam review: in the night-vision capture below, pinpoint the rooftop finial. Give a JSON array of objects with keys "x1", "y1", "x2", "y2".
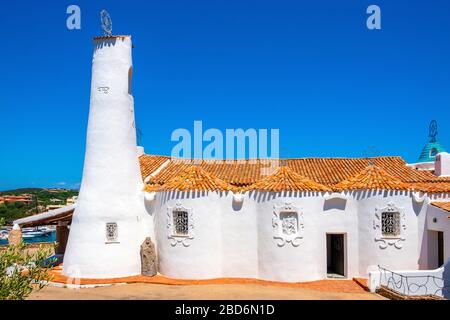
[
  {"x1": 100, "y1": 9, "x2": 113, "y2": 36},
  {"x1": 429, "y1": 120, "x2": 438, "y2": 143},
  {"x1": 363, "y1": 146, "x2": 379, "y2": 166}
]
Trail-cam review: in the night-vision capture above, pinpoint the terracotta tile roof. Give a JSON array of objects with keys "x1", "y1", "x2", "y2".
[
  {"x1": 147, "y1": 158, "x2": 277, "y2": 186},
  {"x1": 286, "y1": 157, "x2": 448, "y2": 185},
  {"x1": 140, "y1": 155, "x2": 450, "y2": 192},
  {"x1": 333, "y1": 165, "x2": 411, "y2": 191},
  {"x1": 243, "y1": 166, "x2": 331, "y2": 192},
  {"x1": 430, "y1": 201, "x2": 450, "y2": 213},
  {"x1": 409, "y1": 182, "x2": 450, "y2": 193},
  {"x1": 149, "y1": 165, "x2": 235, "y2": 192},
  {"x1": 139, "y1": 155, "x2": 170, "y2": 180}
]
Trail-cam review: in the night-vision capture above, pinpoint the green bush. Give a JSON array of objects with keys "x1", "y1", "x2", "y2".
[{"x1": 0, "y1": 243, "x2": 54, "y2": 300}]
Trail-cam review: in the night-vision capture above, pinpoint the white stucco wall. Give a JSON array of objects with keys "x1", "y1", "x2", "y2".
[
  {"x1": 221, "y1": 193, "x2": 258, "y2": 278},
  {"x1": 151, "y1": 188, "x2": 449, "y2": 282},
  {"x1": 155, "y1": 191, "x2": 224, "y2": 279},
  {"x1": 153, "y1": 190, "x2": 363, "y2": 282},
  {"x1": 426, "y1": 205, "x2": 450, "y2": 265},
  {"x1": 254, "y1": 191, "x2": 359, "y2": 282},
  {"x1": 357, "y1": 190, "x2": 423, "y2": 276},
  {"x1": 435, "y1": 152, "x2": 450, "y2": 177}
]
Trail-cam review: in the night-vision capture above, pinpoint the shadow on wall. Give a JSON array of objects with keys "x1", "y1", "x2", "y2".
[
  {"x1": 232, "y1": 199, "x2": 244, "y2": 211},
  {"x1": 444, "y1": 259, "x2": 450, "y2": 299},
  {"x1": 418, "y1": 215, "x2": 430, "y2": 269},
  {"x1": 323, "y1": 198, "x2": 347, "y2": 211},
  {"x1": 354, "y1": 189, "x2": 408, "y2": 201},
  {"x1": 248, "y1": 190, "x2": 327, "y2": 203}
]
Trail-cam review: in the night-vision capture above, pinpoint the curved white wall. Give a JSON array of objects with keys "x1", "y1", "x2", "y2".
[
  {"x1": 221, "y1": 192, "x2": 258, "y2": 278},
  {"x1": 152, "y1": 189, "x2": 448, "y2": 282},
  {"x1": 254, "y1": 191, "x2": 359, "y2": 282},
  {"x1": 155, "y1": 191, "x2": 224, "y2": 279},
  {"x1": 255, "y1": 191, "x2": 324, "y2": 282},
  {"x1": 154, "y1": 190, "x2": 362, "y2": 282},
  {"x1": 356, "y1": 190, "x2": 422, "y2": 276},
  {"x1": 63, "y1": 36, "x2": 147, "y2": 278}
]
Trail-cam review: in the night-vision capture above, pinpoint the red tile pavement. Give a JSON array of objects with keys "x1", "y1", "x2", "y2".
[{"x1": 49, "y1": 266, "x2": 368, "y2": 294}]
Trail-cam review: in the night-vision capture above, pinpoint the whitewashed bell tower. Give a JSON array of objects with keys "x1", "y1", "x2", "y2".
[{"x1": 63, "y1": 12, "x2": 147, "y2": 278}]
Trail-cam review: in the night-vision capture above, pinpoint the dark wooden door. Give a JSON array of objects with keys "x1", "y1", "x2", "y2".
[
  {"x1": 438, "y1": 231, "x2": 444, "y2": 267},
  {"x1": 331, "y1": 234, "x2": 345, "y2": 276}
]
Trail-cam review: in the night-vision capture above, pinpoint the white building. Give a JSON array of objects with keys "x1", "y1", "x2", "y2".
[{"x1": 13, "y1": 34, "x2": 450, "y2": 284}]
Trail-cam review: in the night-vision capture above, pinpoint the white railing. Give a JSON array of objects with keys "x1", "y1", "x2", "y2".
[{"x1": 369, "y1": 262, "x2": 450, "y2": 299}]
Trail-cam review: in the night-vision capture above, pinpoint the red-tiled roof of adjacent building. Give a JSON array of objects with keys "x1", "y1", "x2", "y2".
[
  {"x1": 409, "y1": 182, "x2": 450, "y2": 193},
  {"x1": 139, "y1": 155, "x2": 450, "y2": 192},
  {"x1": 243, "y1": 166, "x2": 331, "y2": 192},
  {"x1": 430, "y1": 201, "x2": 450, "y2": 213},
  {"x1": 147, "y1": 165, "x2": 235, "y2": 192},
  {"x1": 139, "y1": 155, "x2": 170, "y2": 180}
]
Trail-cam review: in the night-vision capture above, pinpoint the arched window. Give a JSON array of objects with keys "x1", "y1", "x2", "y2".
[
  {"x1": 430, "y1": 148, "x2": 438, "y2": 157},
  {"x1": 173, "y1": 210, "x2": 189, "y2": 236}
]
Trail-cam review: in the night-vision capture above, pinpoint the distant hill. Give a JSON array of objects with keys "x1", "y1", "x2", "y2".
[
  {"x1": 0, "y1": 188, "x2": 78, "y2": 224},
  {"x1": 0, "y1": 188, "x2": 77, "y2": 195}
]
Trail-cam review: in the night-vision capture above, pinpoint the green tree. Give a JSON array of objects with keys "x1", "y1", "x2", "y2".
[{"x1": 0, "y1": 242, "x2": 54, "y2": 300}]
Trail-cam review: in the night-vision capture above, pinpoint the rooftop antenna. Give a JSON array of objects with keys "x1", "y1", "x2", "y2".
[
  {"x1": 100, "y1": 9, "x2": 113, "y2": 36},
  {"x1": 363, "y1": 146, "x2": 380, "y2": 166},
  {"x1": 429, "y1": 120, "x2": 438, "y2": 143},
  {"x1": 137, "y1": 127, "x2": 143, "y2": 146}
]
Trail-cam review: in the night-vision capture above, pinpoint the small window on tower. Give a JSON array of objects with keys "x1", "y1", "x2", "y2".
[
  {"x1": 128, "y1": 67, "x2": 132, "y2": 95},
  {"x1": 106, "y1": 222, "x2": 118, "y2": 242},
  {"x1": 173, "y1": 211, "x2": 189, "y2": 236},
  {"x1": 381, "y1": 212, "x2": 400, "y2": 237}
]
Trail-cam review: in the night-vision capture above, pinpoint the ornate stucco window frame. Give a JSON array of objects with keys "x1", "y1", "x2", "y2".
[
  {"x1": 373, "y1": 202, "x2": 406, "y2": 249},
  {"x1": 167, "y1": 202, "x2": 194, "y2": 247},
  {"x1": 272, "y1": 202, "x2": 304, "y2": 247}
]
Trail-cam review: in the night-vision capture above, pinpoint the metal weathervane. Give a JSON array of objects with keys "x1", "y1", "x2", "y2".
[
  {"x1": 429, "y1": 120, "x2": 438, "y2": 143},
  {"x1": 100, "y1": 9, "x2": 113, "y2": 36}
]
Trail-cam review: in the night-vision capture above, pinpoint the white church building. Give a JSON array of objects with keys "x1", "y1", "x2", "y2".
[{"x1": 13, "y1": 34, "x2": 450, "y2": 284}]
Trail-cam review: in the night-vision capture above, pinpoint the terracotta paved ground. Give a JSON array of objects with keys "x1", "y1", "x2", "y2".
[
  {"x1": 48, "y1": 266, "x2": 369, "y2": 293},
  {"x1": 29, "y1": 282, "x2": 385, "y2": 300},
  {"x1": 28, "y1": 266, "x2": 384, "y2": 300}
]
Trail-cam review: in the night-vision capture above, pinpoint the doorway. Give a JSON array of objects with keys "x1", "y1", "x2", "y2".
[
  {"x1": 438, "y1": 231, "x2": 444, "y2": 267},
  {"x1": 428, "y1": 230, "x2": 445, "y2": 269},
  {"x1": 327, "y1": 234, "x2": 346, "y2": 278}
]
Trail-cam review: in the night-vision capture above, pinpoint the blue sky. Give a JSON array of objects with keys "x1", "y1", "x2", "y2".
[{"x1": 1, "y1": 0, "x2": 449, "y2": 190}]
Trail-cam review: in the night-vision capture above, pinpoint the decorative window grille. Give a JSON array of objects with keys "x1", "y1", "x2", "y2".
[
  {"x1": 280, "y1": 211, "x2": 298, "y2": 236},
  {"x1": 106, "y1": 222, "x2": 118, "y2": 242},
  {"x1": 381, "y1": 212, "x2": 400, "y2": 237},
  {"x1": 173, "y1": 211, "x2": 189, "y2": 236}
]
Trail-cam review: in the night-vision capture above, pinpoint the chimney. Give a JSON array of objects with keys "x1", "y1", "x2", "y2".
[
  {"x1": 435, "y1": 152, "x2": 450, "y2": 177},
  {"x1": 137, "y1": 146, "x2": 145, "y2": 157}
]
